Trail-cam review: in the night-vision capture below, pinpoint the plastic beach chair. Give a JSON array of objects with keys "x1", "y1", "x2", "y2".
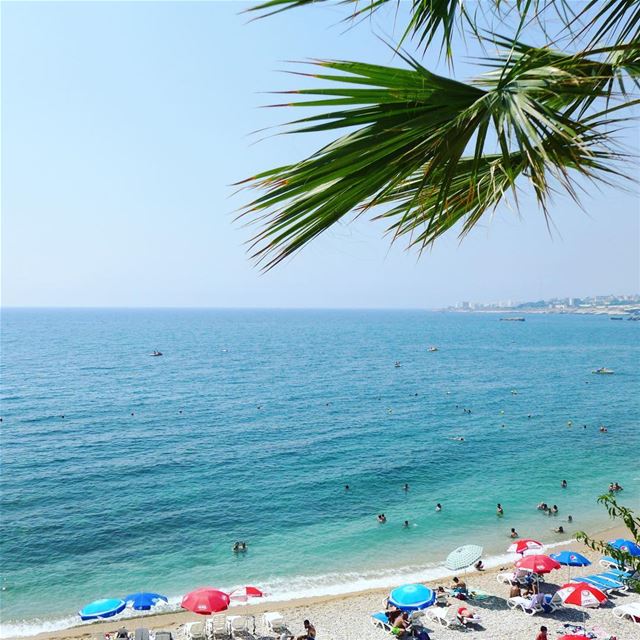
[
  {"x1": 370, "y1": 613, "x2": 391, "y2": 632},
  {"x1": 207, "y1": 616, "x2": 228, "y2": 640},
  {"x1": 227, "y1": 617, "x2": 248, "y2": 639},
  {"x1": 424, "y1": 606, "x2": 457, "y2": 628},
  {"x1": 613, "y1": 602, "x2": 640, "y2": 624},
  {"x1": 263, "y1": 612, "x2": 286, "y2": 633},
  {"x1": 507, "y1": 594, "x2": 555, "y2": 616},
  {"x1": 156, "y1": 632, "x2": 172, "y2": 640},
  {"x1": 574, "y1": 574, "x2": 626, "y2": 593},
  {"x1": 185, "y1": 623, "x2": 206, "y2": 640}
]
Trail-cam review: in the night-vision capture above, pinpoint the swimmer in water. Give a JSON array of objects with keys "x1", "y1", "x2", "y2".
[
  {"x1": 435, "y1": 503, "x2": 442, "y2": 512},
  {"x1": 404, "y1": 483, "x2": 409, "y2": 492},
  {"x1": 344, "y1": 484, "x2": 350, "y2": 491},
  {"x1": 567, "y1": 515, "x2": 573, "y2": 523},
  {"x1": 403, "y1": 520, "x2": 410, "y2": 528},
  {"x1": 510, "y1": 528, "x2": 518, "y2": 538},
  {"x1": 497, "y1": 503, "x2": 504, "y2": 516},
  {"x1": 561, "y1": 480, "x2": 567, "y2": 488},
  {"x1": 552, "y1": 505, "x2": 558, "y2": 514},
  {"x1": 554, "y1": 526, "x2": 564, "y2": 534}
]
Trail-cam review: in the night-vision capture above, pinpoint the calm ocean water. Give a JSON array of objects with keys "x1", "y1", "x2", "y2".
[{"x1": 1, "y1": 309, "x2": 638, "y2": 636}]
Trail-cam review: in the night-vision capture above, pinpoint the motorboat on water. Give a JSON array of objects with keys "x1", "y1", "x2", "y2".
[
  {"x1": 428, "y1": 346, "x2": 438, "y2": 352},
  {"x1": 593, "y1": 367, "x2": 614, "y2": 374},
  {"x1": 500, "y1": 317, "x2": 525, "y2": 321},
  {"x1": 394, "y1": 361, "x2": 402, "y2": 368},
  {"x1": 150, "y1": 350, "x2": 163, "y2": 357}
]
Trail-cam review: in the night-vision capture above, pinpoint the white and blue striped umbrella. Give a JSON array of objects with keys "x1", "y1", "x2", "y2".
[{"x1": 445, "y1": 544, "x2": 483, "y2": 571}]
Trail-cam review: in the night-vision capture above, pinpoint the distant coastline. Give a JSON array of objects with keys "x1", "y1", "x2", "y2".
[{"x1": 445, "y1": 306, "x2": 640, "y2": 316}]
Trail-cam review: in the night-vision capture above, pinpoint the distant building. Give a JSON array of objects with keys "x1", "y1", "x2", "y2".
[{"x1": 462, "y1": 301, "x2": 470, "y2": 310}]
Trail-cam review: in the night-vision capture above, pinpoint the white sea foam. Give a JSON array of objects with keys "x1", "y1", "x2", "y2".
[{"x1": 0, "y1": 540, "x2": 577, "y2": 638}]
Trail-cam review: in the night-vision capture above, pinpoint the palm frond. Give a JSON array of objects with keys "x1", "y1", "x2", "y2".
[{"x1": 238, "y1": 55, "x2": 629, "y2": 269}]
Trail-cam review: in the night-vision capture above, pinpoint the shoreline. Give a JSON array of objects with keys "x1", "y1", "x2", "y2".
[{"x1": 7, "y1": 523, "x2": 632, "y2": 640}]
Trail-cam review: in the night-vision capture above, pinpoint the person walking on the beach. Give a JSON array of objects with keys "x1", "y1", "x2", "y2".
[
  {"x1": 535, "y1": 625, "x2": 548, "y2": 640},
  {"x1": 510, "y1": 527, "x2": 518, "y2": 538},
  {"x1": 296, "y1": 620, "x2": 316, "y2": 640}
]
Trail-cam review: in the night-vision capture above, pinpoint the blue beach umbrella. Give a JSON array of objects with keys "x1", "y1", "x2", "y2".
[
  {"x1": 550, "y1": 551, "x2": 591, "y2": 581},
  {"x1": 550, "y1": 551, "x2": 591, "y2": 567},
  {"x1": 79, "y1": 598, "x2": 126, "y2": 621},
  {"x1": 389, "y1": 584, "x2": 436, "y2": 611},
  {"x1": 608, "y1": 539, "x2": 640, "y2": 557},
  {"x1": 124, "y1": 592, "x2": 168, "y2": 611}
]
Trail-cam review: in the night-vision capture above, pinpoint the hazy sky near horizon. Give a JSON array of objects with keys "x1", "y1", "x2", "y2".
[{"x1": 2, "y1": 1, "x2": 639, "y2": 309}]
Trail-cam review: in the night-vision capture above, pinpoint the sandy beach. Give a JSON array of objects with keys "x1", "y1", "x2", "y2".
[{"x1": 19, "y1": 524, "x2": 639, "y2": 640}]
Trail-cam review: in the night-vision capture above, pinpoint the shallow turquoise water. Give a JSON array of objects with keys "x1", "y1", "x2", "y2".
[{"x1": 1, "y1": 310, "x2": 638, "y2": 635}]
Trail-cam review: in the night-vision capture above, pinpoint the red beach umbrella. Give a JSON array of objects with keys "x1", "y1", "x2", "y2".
[
  {"x1": 181, "y1": 588, "x2": 230, "y2": 615},
  {"x1": 508, "y1": 538, "x2": 543, "y2": 555},
  {"x1": 229, "y1": 586, "x2": 264, "y2": 601},
  {"x1": 553, "y1": 582, "x2": 607, "y2": 608},
  {"x1": 515, "y1": 554, "x2": 560, "y2": 574}
]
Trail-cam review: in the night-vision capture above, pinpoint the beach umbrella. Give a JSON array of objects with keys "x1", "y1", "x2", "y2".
[
  {"x1": 181, "y1": 588, "x2": 230, "y2": 615},
  {"x1": 79, "y1": 598, "x2": 126, "y2": 621},
  {"x1": 553, "y1": 582, "x2": 607, "y2": 608},
  {"x1": 608, "y1": 538, "x2": 640, "y2": 556},
  {"x1": 550, "y1": 551, "x2": 591, "y2": 581},
  {"x1": 123, "y1": 592, "x2": 168, "y2": 611},
  {"x1": 229, "y1": 586, "x2": 263, "y2": 601},
  {"x1": 445, "y1": 545, "x2": 483, "y2": 571},
  {"x1": 515, "y1": 554, "x2": 561, "y2": 575},
  {"x1": 508, "y1": 539, "x2": 543, "y2": 555},
  {"x1": 388, "y1": 584, "x2": 436, "y2": 611}
]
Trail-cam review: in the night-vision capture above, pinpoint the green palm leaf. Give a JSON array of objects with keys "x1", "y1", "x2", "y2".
[{"x1": 239, "y1": 54, "x2": 630, "y2": 269}]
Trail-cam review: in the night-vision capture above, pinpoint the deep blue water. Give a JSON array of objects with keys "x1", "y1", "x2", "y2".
[{"x1": 1, "y1": 309, "x2": 638, "y2": 635}]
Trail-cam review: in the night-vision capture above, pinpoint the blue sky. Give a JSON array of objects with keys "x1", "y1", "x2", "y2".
[{"x1": 2, "y1": 1, "x2": 639, "y2": 308}]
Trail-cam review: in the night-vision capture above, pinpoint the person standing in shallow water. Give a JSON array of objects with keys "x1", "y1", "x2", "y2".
[
  {"x1": 435, "y1": 503, "x2": 442, "y2": 512},
  {"x1": 496, "y1": 503, "x2": 504, "y2": 516},
  {"x1": 510, "y1": 527, "x2": 518, "y2": 538}
]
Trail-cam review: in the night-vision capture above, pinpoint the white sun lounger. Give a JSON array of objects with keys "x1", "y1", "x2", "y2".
[
  {"x1": 227, "y1": 617, "x2": 249, "y2": 639},
  {"x1": 263, "y1": 612, "x2": 286, "y2": 633},
  {"x1": 206, "y1": 615, "x2": 228, "y2": 640},
  {"x1": 507, "y1": 595, "x2": 556, "y2": 616},
  {"x1": 613, "y1": 602, "x2": 640, "y2": 624},
  {"x1": 425, "y1": 606, "x2": 457, "y2": 628},
  {"x1": 185, "y1": 622, "x2": 206, "y2": 640}
]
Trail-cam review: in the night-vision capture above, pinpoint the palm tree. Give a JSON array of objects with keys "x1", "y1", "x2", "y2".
[{"x1": 239, "y1": 1, "x2": 639, "y2": 269}]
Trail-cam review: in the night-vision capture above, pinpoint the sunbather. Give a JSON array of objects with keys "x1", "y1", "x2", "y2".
[
  {"x1": 456, "y1": 606, "x2": 480, "y2": 627},
  {"x1": 451, "y1": 577, "x2": 468, "y2": 599},
  {"x1": 295, "y1": 620, "x2": 315, "y2": 640},
  {"x1": 535, "y1": 625, "x2": 548, "y2": 640}
]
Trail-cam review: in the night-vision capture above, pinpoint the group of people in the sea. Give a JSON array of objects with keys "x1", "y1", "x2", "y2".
[
  {"x1": 608, "y1": 481, "x2": 623, "y2": 492},
  {"x1": 232, "y1": 541, "x2": 248, "y2": 553}
]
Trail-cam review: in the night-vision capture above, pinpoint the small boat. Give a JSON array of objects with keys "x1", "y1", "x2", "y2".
[
  {"x1": 428, "y1": 346, "x2": 438, "y2": 352},
  {"x1": 150, "y1": 351, "x2": 163, "y2": 357},
  {"x1": 394, "y1": 361, "x2": 402, "y2": 368},
  {"x1": 610, "y1": 317, "x2": 624, "y2": 321},
  {"x1": 592, "y1": 367, "x2": 614, "y2": 375},
  {"x1": 500, "y1": 317, "x2": 525, "y2": 322}
]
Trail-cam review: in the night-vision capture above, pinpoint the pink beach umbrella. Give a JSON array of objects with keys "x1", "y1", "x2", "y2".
[
  {"x1": 229, "y1": 586, "x2": 264, "y2": 602},
  {"x1": 508, "y1": 539, "x2": 543, "y2": 555},
  {"x1": 515, "y1": 554, "x2": 560, "y2": 575},
  {"x1": 181, "y1": 588, "x2": 230, "y2": 615}
]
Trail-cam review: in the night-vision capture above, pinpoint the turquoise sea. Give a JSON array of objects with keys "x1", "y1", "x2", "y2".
[{"x1": 1, "y1": 309, "x2": 638, "y2": 636}]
